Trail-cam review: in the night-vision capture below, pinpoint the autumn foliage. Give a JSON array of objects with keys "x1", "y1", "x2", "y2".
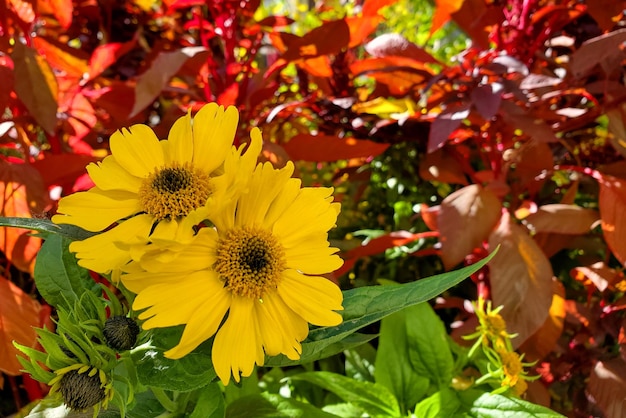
[{"x1": 1, "y1": 0, "x2": 626, "y2": 416}]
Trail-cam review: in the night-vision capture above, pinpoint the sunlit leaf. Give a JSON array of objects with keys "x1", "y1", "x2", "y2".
[
  {"x1": 419, "y1": 148, "x2": 468, "y2": 185},
  {"x1": 457, "y1": 389, "x2": 564, "y2": 417},
  {"x1": 438, "y1": 184, "x2": 501, "y2": 270},
  {"x1": 428, "y1": 104, "x2": 471, "y2": 153},
  {"x1": 282, "y1": 19, "x2": 350, "y2": 61},
  {"x1": 282, "y1": 134, "x2": 389, "y2": 162},
  {"x1": 49, "y1": 0, "x2": 73, "y2": 29},
  {"x1": 588, "y1": 359, "x2": 626, "y2": 418},
  {"x1": 365, "y1": 33, "x2": 439, "y2": 64},
  {"x1": 431, "y1": 0, "x2": 465, "y2": 35},
  {"x1": 597, "y1": 174, "x2": 626, "y2": 266},
  {"x1": 524, "y1": 204, "x2": 599, "y2": 235},
  {"x1": 227, "y1": 394, "x2": 337, "y2": 418},
  {"x1": 0, "y1": 276, "x2": 40, "y2": 375},
  {"x1": 11, "y1": 42, "x2": 58, "y2": 134},
  {"x1": 33, "y1": 37, "x2": 89, "y2": 80},
  {"x1": 87, "y1": 40, "x2": 137, "y2": 81},
  {"x1": 488, "y1": 211, "x2": 554, "y2": 348}
]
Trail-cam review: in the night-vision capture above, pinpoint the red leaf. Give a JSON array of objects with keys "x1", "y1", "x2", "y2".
[
  {"x1": 471, "y1": 84, "x2": 502, "y2": 121},
  {"x1": 89, "y1": 82, "x2": 136, "y2": 123},
  {"x1": 524, "y1": 204, "x2": 599, "y2": 235},
  {"x1": 345, "y1": 16, "x2": 381, "y2": 48},
  {"x1": 500, "y1": 101, "x2": 558, "y2": 143},
  {"x1": 0, "y1": 55, "x2": 15, "y2": 114},
  {"x1": 586, "y1": 1, "x2": 625, "y2": 31},
  {"x1": 31, "y1": 154, "x2": 97, "y2": 189},
  {"x1": 438, "y1": 184, "x2": 501, "y2": 270},
  {"x1": 588, "y1": 359, "x2": 626, "y2": 418},
  {"x1": 350, "y1": 56, "x2": 434, "y2": 95},
  {"x1": 572, "y1": 262, "x2": 623, "y2": 292},
  {"x1": 570, "y1": 28, "x2": 626, "y2": 79},
  {"x1": 8, "y1": 0, "x2": 34, "y2": 24},
  {"x1": 488, "y1": 211, "x2": 554, "y2": 348},
  {"x1": 431, "y1": 0, "x2": 465, "y2": 35},
  {"x1": 428, "y1": 104, "x2": 471, "y2": 153},
  {"x1": 87, "y1": 40, "x2": 137, "y2": 81},
  {"x1": 49, "y1": 0, "x2": 73, "y2": 29},
  {"x1": 131, "y1": 47, "x2": 207, "y2": 118},
  {"x1": 282, "y1": 134, "x2": 389, "y2": 162},
  {"x1": 257, "y1": 16, "x2": 295, "y2": 27},
  {"x1": 283, "y1": 19, "x2": 351, "y2": 61},
  {"x1": 32, "y1": 37, "x2": 89, "y2": 80},
  {"x1": 0, "y1": 277, "x2": 41, "y2": 376},
  {"x1": 598, "y1": 174, "x2": 626, "y2": 266},
  {"x1": 419, "y1": 148, "x2": 468, "y2": 185},
  {"x1": 11, "y1": 42, "x2": 58, "y2": 134}
]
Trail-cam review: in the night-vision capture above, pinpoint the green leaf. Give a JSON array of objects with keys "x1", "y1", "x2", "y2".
[
  {"x1": 457, "y1": 389, "x2": 565, "y2": 417},
  {"x1": 414, "y1": 388, "x2": 461, "y2": 418},
  {"x1": 33, "y1": 234, "x2": 100, "y2": 310},
  {"x1": 291, "y1": 371, "x2": 401, "y2": 418},
  {"x1": 405, "y1": 302, "x2": 454, "y2": 387},
  {"x1": 226, "y1": 394, "x2": 339, "y2": 418},
  {"x1": 190, "y1": 383, "x2": 225, "y2": 418},
  {"x1": 0, "y1": 216, "x2": 95, "y2": 240},
  {"x1": 266, "y1": 249, "x2": 497, "y2": 367},
  {"x1": 132, "y1": 326, "x2": 216, "y2": 392},
  {"x1": 374, "y1": 306, "x2": 429, "y2": 414},
  {"x1": 124, "y1": 390, "x2": 167, "y2": 418}
]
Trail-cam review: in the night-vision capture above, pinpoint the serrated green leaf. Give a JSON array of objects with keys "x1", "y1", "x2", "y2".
[
  {"x1": 0, "y1": 216, "x2": 94, "y2": 240},
  {"x1": 291, "y1": 371, "x2": 400, "y2": 418},
  {"x1": 457, "y1": 389, "x2": 565, "y2": 417},
  {"x1": 33, "y1": 234, "x2": 100, "y2": 310},
  {"x1": 414, "y1": 388, "x2": 461, "y2": 418},
  {"x1": 132, "y1": 326, "x2": 216, "y2": 392},
  {"x1": 266, "y1": 250, "x2": 496, "y2": 367},
  {"x1": 226, "y1": 394, "x2": 339, "y2": 418},
  {"x1": 190, "y1": 383, "x2": 225, "y2": 418}
]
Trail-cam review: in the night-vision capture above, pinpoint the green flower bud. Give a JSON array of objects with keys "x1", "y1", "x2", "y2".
[
  {"x1": 103, "y1": 316, "x2": 140, "y2": 351},
  {"x1": 59, "y1": 369, "x2": 106, "y2": 410}
]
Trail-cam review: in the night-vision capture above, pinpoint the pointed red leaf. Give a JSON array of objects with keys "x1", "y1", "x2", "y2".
[
  {"x1": 49, "y1": 0, "x2": 73, "y2": 29},
  {"x1": 365, "y1": 33, "x2": 439, "y2": 64},
  {"x1": 524, "y1": 204, "x2": 599, "y2": 235},
  {"x1": 588, "y1": 359, "x2": 626, "y2": 418},
  {"x1": 438, "y1": 184, "x2": 501, "y2": 270},
  {"x1": 282, "y1": 134, "x2": 389, "y2": 162},
  {"x1": 0, "y1": 277, "x2": 41, "y2": 375},
  {"x1": 361, "y1": 0, "x2": 396, "y2": 16},
  {"x1": 431, "y1": 0, "x2": 465, "y2": 35},
  {"x1": 283, "y1": 19, "x2": 350, "y2": 61},
  {"x1": 488, "y1": 211, "x2": 554, "y2": 348},
  {"x1": 31, "y1": 154, "x2": 97, "y2": 189},
  {"x1": 87, "y1": 40, "x2": 137, "y2": 81},
  {"x1": 428, "y1": 104, "x2": 471, "y2": 153}
]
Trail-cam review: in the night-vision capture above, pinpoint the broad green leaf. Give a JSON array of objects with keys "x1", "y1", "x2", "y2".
[
  {"x1": 374, "y1": 306, "x2": 429, "y2": 414},
  {"x1": 132, "y1": 326, "x2": 216, "y2": 392},
  {"x1": 0, "y1": 216, "x2": 94, "y2": 241},
  {"x1": 414, "y1": 388, "x2": 461, "y2": 418},
  {"x1": 226, "y1": 394, "x2": 339, "y2": 418},
  {"x1": 33, "y1": 234, "x2": 100, "y2": 310},
  {"x1": 190, "y1": 383, "x2": 225, "y2": 418},
  {"x1": 291, "y1": 371, "x2": 400, "y2": 418},
  {"x1": 457, "y1": 389, "x2": 564, "y2": 417},
  {"x1": 266, "y1": 249, "x2": 496, "y2": 367},
  {"x1": 344, "y1": 343, "x2": 377, "y2": 382},
  {"x1": 406, "y1": 302, "x2": 455, "y2": 387},
  {"x1": 124, "y1": 391, "x2": 166, "y2": 418}
]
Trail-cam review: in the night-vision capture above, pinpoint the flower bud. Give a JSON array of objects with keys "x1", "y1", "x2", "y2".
[
  {"x1": 103, "y1": 316, "x2": 140, "y2": 351},
  {"x1": 59, "y1": 369, "x2": 106, "y2": 410}
]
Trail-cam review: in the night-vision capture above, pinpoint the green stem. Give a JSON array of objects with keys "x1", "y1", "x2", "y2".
[{"x1": 152, "y1": 387, "x2": 178, "y2": 413}]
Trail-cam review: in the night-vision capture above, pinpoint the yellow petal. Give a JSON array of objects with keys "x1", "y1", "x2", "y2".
[
  {"x1": 86, "y1": 156, "x2": 143, "y2": 193},
  {"x1": 284, "y1": 245, "x2": 343, "y2": 274},
  {"x1": 256, "y1": 291, "x2": 308, "y2": 359},
  {"x1": 166, "y1": 110, "x2": 193, "y2": 164},
  {"x1": 69, "y1": 214, "x2": 153, "y2": 273},
  {"x1": 212, "y1": 297, "x2": 264, "y2": 385},
  {"x1": 136, "y1": 270, "x2": 226, "y2": 331},
  {"x1": 53, "y1": 189, "x2": 140, "y2": 232},
  {"x1": 192, "y1": 104, "x2": 238, "y2": 173},
  {"x1": 278, "y1": 269, "x2": 343, "y2": 327},
  {"x1": 139, "y1": 228, "x2": 218, "y2": 273},
  {"x1": 109, "y1": 124, "x2": 164, "y2": 178}
]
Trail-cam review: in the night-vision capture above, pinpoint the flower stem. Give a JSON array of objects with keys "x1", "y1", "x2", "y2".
[{"x1": 152, "y1": 387, "x2": 178, "y2": 412}]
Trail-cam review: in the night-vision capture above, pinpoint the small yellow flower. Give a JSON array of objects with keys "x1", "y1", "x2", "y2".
[
  {"x1": 53, "y1": 103, "x2": 240, "y2": 273},
  {"x1": 122, "y1": 134, "x2": 344, "y2": 385},
  {"x1": 498, "y1": 350, "x2": 523, "y2": 387}
]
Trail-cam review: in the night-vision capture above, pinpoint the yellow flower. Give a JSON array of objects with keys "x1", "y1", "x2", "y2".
[
  {"x1": 499, "y1": 350, "x2": 523, "y2": 387},
  {"x1": 121, "y1": 142, "x2": 344, "y2": 385},
  {"x1": 53, "y1": 103, "x2": 239, "y2": 273}
]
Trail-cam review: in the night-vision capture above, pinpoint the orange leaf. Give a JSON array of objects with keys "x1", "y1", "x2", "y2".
[
  {"x1": 0, "y1": 277, "x2": 41, "y2": 375},
  {"x1": 438, "y1": 184, "x2": 501, "y2": 270},
  {"x1": 0, "y1": 160, "x2": 49, "y2": 273},
  {"x1": 345, "y1": 16, "x2": 381, "y2": 48},
  {"x1": 598, "y1": 174, "x2": 626, "y2": 265},
  {"x1": 519, "y1": 279, "x2": 566, "y2": 362},
  {"x1": 361, "y1": 0, "x2": 396, "y2": 16},
  {"x1": 524, "y1": 204, "x2": 599, "y2": 235},
  {"x1": 282, "y1": 134, "x2": 389, "y2": 162},
  {"x1": 87, "y1": 40, "x2": 137, "y2": 81},
  {"x1": 49, "y1": 0, "x2": 73, "y2": 29},
  {"x1": 488, "y1": 211, "x2": 554, "y2": 348},
  {"x1": 419, "y1": 148, "x2": 468, "y2": 185},
  {"x1": 588, "y1": 359, "x2": 626, "y2": 418},
  {"x1": 32, "y1": 37, "x2": 89, "y2": 80},
  {"x1": 431, "y1": 0, "x2": 465, "y2": 35},
  {"x1": 283, "y1": 19, "x2": 351, "y2": 61}
]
